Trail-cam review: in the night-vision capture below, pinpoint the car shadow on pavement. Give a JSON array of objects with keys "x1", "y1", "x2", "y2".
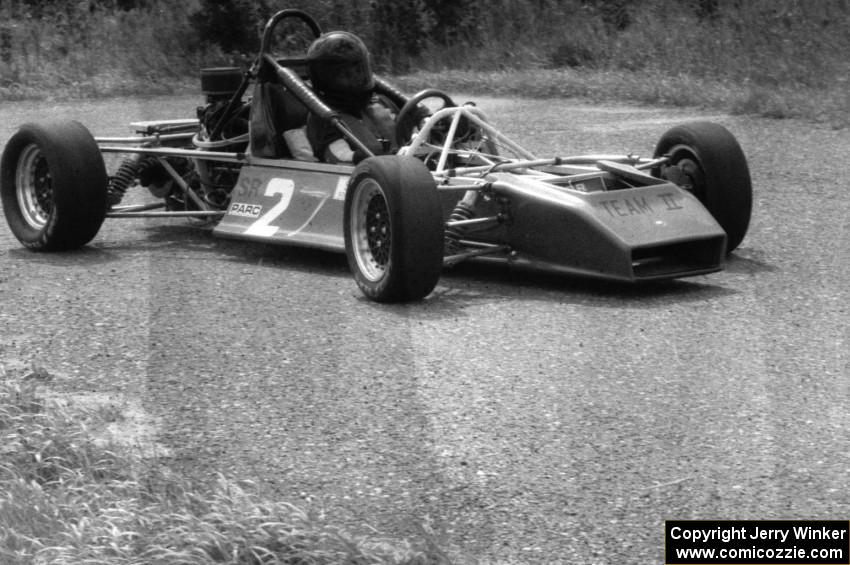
[
  {"x1": 77, "y1": 223, "x2": 739, "y2": 307},
  {"x1": 723, "y1": 249, "x2": 777, "y2": 275},
  {"x1": 438, "y1": 261, "x2": 735, "y2": 304},
  {"x1": 137, "y1": 223, "x2": 352, "y2": 279},
  {"x1": 357, "y1": 262, "x2": 738, "y2": 321}
]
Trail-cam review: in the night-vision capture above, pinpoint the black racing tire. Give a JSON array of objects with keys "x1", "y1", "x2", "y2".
[
  {"x1": 653, "y1": 121, "x2": 752, "y2": 253},
  {"x1": 1, "y1": 120, "x2": 108, "y2": 251},
  {"x1": 344, "y1": 155, "x2": 444, "y2": 302}
]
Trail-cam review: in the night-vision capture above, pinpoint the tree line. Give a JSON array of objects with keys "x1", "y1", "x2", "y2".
[{"x1": 1, "y1": 0, "x2": 847, "y2": 89}]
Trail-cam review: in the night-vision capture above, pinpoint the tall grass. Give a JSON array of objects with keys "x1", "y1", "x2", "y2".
[
  {"x1": 0, "y1": 0, "x2": 847, "y2": 124},
  {"x1": 407, "y1": 0, "x2": 849, "y2": 123},
  {"x1": 0, "y1": 1, "x2": 212, "y2": 99},
  {"x1": 0, "y1": 367, "x2": 450, "y2": 564}
]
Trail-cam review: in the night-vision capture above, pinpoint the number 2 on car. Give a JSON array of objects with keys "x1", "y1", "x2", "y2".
[{"x1": 244, "y1": 178, "x2": 295, "y2": 237}]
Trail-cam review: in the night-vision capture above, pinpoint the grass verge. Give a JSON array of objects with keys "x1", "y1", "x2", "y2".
[
  {"x1": 0, "y1": 366, "x2": 450, "y2": 564},
  {"x1": 393, "y1": 69, "x2": 850, "y2": 129},
  {"x1": 3, "y1": 67, "x2": 846, "y2": 130}
]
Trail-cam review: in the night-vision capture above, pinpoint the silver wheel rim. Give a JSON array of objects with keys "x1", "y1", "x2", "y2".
[
  {"x1": 16, "y1": 143, "x2": 52, "y2": 229},
  {"x1": 350, "y1": 178, "x2": 391, "y2": 282},
  {"x1": 669, "y1": 144, "x2": 706, "y2": 200}
]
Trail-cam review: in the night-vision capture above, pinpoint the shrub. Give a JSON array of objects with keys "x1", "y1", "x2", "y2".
[
  {"x1": 549, "y1": 37, "x2": 597, "y2": 69},
  {"x1": 190, "y1": 0, "x2": 271, "y2": 55}
]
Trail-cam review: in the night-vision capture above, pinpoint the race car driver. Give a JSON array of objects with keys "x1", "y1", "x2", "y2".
[{"x1": 305, "y1": 31, "x2": 396, "y2": 163}]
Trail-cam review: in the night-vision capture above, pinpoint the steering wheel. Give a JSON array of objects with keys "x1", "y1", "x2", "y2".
[{"x1": 394, "y1": 89, "x2": 457, "y2": 147}]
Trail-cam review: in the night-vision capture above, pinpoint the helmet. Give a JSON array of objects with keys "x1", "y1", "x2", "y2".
[{"x1": 307, "y1": 31, "x2": 374, "y2": 110}]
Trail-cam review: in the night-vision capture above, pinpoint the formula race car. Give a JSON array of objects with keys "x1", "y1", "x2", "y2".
[{"x1": 0, "y1": 9, "x2": 752, "y2": 303}]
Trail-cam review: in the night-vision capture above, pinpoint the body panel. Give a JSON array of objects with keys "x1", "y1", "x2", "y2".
[
  {"x1": 212, "y1": 164, "x2": 350, "y2": 251},
  {"x1": 468, "y1": 174, "x2": 727, "y2": 281}
]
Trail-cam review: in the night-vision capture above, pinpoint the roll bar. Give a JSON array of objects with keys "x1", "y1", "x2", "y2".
[{"x1": 259, "y1": 9, "x2": 322, "y2": 57}]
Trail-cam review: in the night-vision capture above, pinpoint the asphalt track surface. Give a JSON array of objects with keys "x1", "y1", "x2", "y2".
[{"x1": 0, "y1": 95, "x2": 847, "y2": 564}]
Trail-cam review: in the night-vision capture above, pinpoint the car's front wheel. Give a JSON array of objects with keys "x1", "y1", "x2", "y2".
[
  {"x1": 1, "y1": 120, "x2": 108, "y2": 250},
  {"x1": 654, "y1": 121, "x2": 752, "y2": 253},
  {"x1": 344, "y1": 155, "x2": 444, "y2": 302}
]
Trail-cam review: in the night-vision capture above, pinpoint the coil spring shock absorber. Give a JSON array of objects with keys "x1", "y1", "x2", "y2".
[
  {"x1": 107, "y1": 155, "x2": 141, "y2": 206},
  {"x1": 444, "y1": 191, "x2": 479, "y2": 256}
]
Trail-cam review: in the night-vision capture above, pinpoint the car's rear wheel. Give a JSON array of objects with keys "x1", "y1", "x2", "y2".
[
  {"x1": 654, "y1": 122, "x2": 752, "y2": 253},
  {"x1": 1, "y1": 120, "x2": 108, "y2": 250},
  {"x1": 344, "y1": 155, "x2": 444, "y2": 302}
]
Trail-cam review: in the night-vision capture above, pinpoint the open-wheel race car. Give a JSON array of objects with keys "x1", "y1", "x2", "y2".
[{"x1": 0, "y1": 9, "x2": 752, "y2": 303}]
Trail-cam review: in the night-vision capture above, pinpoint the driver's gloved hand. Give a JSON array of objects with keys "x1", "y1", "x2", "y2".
[{"x1": 414, "y1": 104, "x2": 431, "y2": 124}]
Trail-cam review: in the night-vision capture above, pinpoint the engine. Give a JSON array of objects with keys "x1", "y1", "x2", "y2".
[
  {"x1": 197, "y1": 67, "x2": 250, "y2": 148},
  {"x1": 190, "y1": 67, "x2": 251, "y2": 210},
  {"x1": 107, "y1": 67, "x2": 250, "y2": 212}
]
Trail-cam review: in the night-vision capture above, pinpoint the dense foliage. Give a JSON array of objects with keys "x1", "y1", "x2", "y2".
[
  {"x1": 1, "y1": 0, "x2": 847, "y2": 76},
  {"x1": 0, "y1": 0, "x2": 847, "y2": 122},
  {"x1": 185, "y1": 0, "x2": 850, "y2": 86}
]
